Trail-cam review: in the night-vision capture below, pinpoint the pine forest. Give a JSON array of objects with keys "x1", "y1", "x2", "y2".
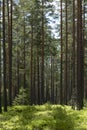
[{"x1": 0, "y1": 0, "x2": 87, "y2": 130}]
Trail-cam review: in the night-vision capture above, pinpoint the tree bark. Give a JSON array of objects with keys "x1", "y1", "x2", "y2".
[
  {"x1": 8, "y1": 0, "x2": 12, "y2": 106},
  {"x1": 3, "y1": 0, "x2": 7, "y2": 111},
  {"x1": 41, "y1": 0, "x2": 45, "y2": 104},
  {"x1": 77, "y1": 0, "x2": 84, "y2": 110},
  {"x1": 0, "y1": 26, "x2": 2, "y2": 113},
  {"x1": 64, "y1": 0, "x2": 68, "y2": 105},
  {"x1": 23, "y1": 14, "x2": 26, "y2": 89},
  {"x1": 60, "y1": 0, "x2": 63, "y2": 104}
]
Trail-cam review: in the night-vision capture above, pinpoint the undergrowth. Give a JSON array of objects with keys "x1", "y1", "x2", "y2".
[{"x1": 0, "y1": 104, "x2": 87, "y2": 130}]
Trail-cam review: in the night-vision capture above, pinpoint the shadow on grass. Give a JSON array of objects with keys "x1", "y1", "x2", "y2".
[{"x1": 0, "y1": 105, "x2": 36, "y2": 130}]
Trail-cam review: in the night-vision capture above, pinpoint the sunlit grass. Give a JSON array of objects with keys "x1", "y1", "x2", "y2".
[{"x1": 0, "y1": 104, "x2": 87, "y2": 130}]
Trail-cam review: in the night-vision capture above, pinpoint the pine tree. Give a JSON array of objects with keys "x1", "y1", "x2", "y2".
[
  {"x1": 0, "y1": 14, "x2": 2, "y2": 112},
  {"x1": 41, "y1": 0, "x2": 45, "y2": 104},
  {"x1": 23, "y1": 14, "x2": 26, "y2": 89},
  {"x1": 64, "y1": 0, "x2": 68, "y2": 105},
  {"x1": 77, "y1": 0, "x2": 84, "y2": 110},
  {"x1": 60, "y1": 0, "x2": 63, "y2": 104},
  {"x1": 3, "y1": 0, "x2": 7, "y2": 112},
  {"x1": 7, "y1": 0, "x2": 13, "y2": 106}
]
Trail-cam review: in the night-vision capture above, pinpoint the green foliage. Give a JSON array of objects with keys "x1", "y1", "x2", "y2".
[
  {"x1": 52, "y1": 106, "x2": 74, "y2": 130},
  {"x1": 44, "y1": 102, "x2": 52, "y2": 110},
  {"x1": 13, "y1": 88, "x2": 29, "y2": 105},
  {"x1": 0, "y1": 105, "x2": 87, "y2": 130},
  {"x1": 84, "y1": 99, "x2": 87, "y2": 107}
]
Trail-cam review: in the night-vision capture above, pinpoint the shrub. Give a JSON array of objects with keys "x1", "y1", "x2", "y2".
[
  {"x1": 84, "y1": 99, "x2": 87, "y2": 107},
  {"x1": 13, "y1": 87, "x2": 29, "y2": 105},
  {"x1": 44, "y1": 102, "x2": 52, "y2": 110},
  {"x1": 51, "y1": 106, "x2": 74, "y2": 130}
]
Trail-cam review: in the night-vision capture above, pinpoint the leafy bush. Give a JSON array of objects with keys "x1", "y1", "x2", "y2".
[
  {"x1": 51, "y1": 106, "x2": 74, "y2": 130},
  {"x1": 13, "y1": 87, "x2": 29, "y2": 105},
  {"x1": 44, "y1": 102, "x2": 52, "y2": 110},
  {"x1": 84, "y1": 99, "x2": 87, "y2": 107},
  {"x1": 30, "y1": 105, "x2": 74, "y2": 130}
]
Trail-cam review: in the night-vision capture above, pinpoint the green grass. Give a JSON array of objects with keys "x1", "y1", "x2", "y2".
[{"x1": 0, "y1": 104, "x2": 87, "y2": 130}]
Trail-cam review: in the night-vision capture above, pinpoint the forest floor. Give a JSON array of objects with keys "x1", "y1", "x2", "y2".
[{"x1": 0, "y1": 104, "x2": 87, "y2": 130}]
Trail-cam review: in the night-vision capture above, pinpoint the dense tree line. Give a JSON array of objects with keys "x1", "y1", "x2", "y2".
[{"x1": 0, "y1": 0, "x2": 87, "y2": 112}]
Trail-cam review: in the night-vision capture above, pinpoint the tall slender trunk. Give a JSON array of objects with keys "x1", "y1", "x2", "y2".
[
  {"x1": 30, "y1": 22, "x2": 33, "y2": 105},
  {"x1": 71, "y1": 0, "x2": 76, "y2": 101},
  {"x1": 7, "y1": 0, "x2": 10, "y2": 106},
  {"x1": 45, "y1": 61, "x2": 48, "y2": 102},
  {"x1": 41, "y1": 0, "x2": 44, "y2": 104},
  {"x1": 72, "y1": 0, "x2": 75, "y2": 89},
  {"x1": 0, "y1": 61, "x2": 2, "y2": 113},
  {"x1": 55, "y1": 72, "x2": 58, "y2": 104},
  {"x1": 64, "y1": 0, "x2": 68, "y2": 105},
  {"x1": 51, "y1": 55, "x2": 54, "y2": 103},
  {"x1": 60, "y1": 0, "x2": 63, "y2": 104},
  {"x1": 17, "y1": 50, "x2": 20, "y2": 95},
  {"x1": 3, "y1": 0, "x2": 7, "y2": 112},
  {"x1": 33, "y1": 57, "x2": 36, "y2": 104},
  {"x1": 0, "y1": 0, "x2": 2, "y2": 113},
  {"x1": 37, "y1": 50, "x2": 40, "y2": 104},
  {"x1": 83, "y1": 0, "x2": 86, "y2": 99},
  {"x1": 8, "y1": 0, "x2": 12, "y2": 106},
  {"x1": 23, "y1": 15, "x2": 26, "y2": 88},
  {"x1": 77, "y1": 0, "x2": 84, "y2": 110},
  {"x1": 0, "y1": 26, "x2": 2, "y2": 113},
  {"x1": 45, "y1": 60, "x2": 50, "y2": 102}
]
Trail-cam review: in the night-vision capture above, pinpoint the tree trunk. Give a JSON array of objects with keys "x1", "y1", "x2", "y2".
[
  {"x1": 77, "y1": 0, "x2": 84, "y2": 110},
  {"x1": 8, "y1": 0, "x2": 12, "y2": 106},
  {"x1": 0, "y1": 29, "x2": 2, "y2": 113},
  {"x1": 37, "y1": 51, "x2": 40, "y2": 104},
  {"x1": 23, "y1": 14, "x2": 26, "y2": 89},
  {"x1": 3, "y1": 0, "x2": 7, "y2": 112},
  {"x1": 51, "y1": 55, "x2": 54, "y2": 104},
  {"x1": 64, "y1": 0, "x2": 68, "y2": 105},
  {"x1": 41, "y1": 0, "x2": 45, "y2": 104},
  {"x1": 30, "y1": 22, "x2": 33, "y2": 105},
  {"x1": 60, "y1": 0, "x2": 63, "y2": 104}
]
